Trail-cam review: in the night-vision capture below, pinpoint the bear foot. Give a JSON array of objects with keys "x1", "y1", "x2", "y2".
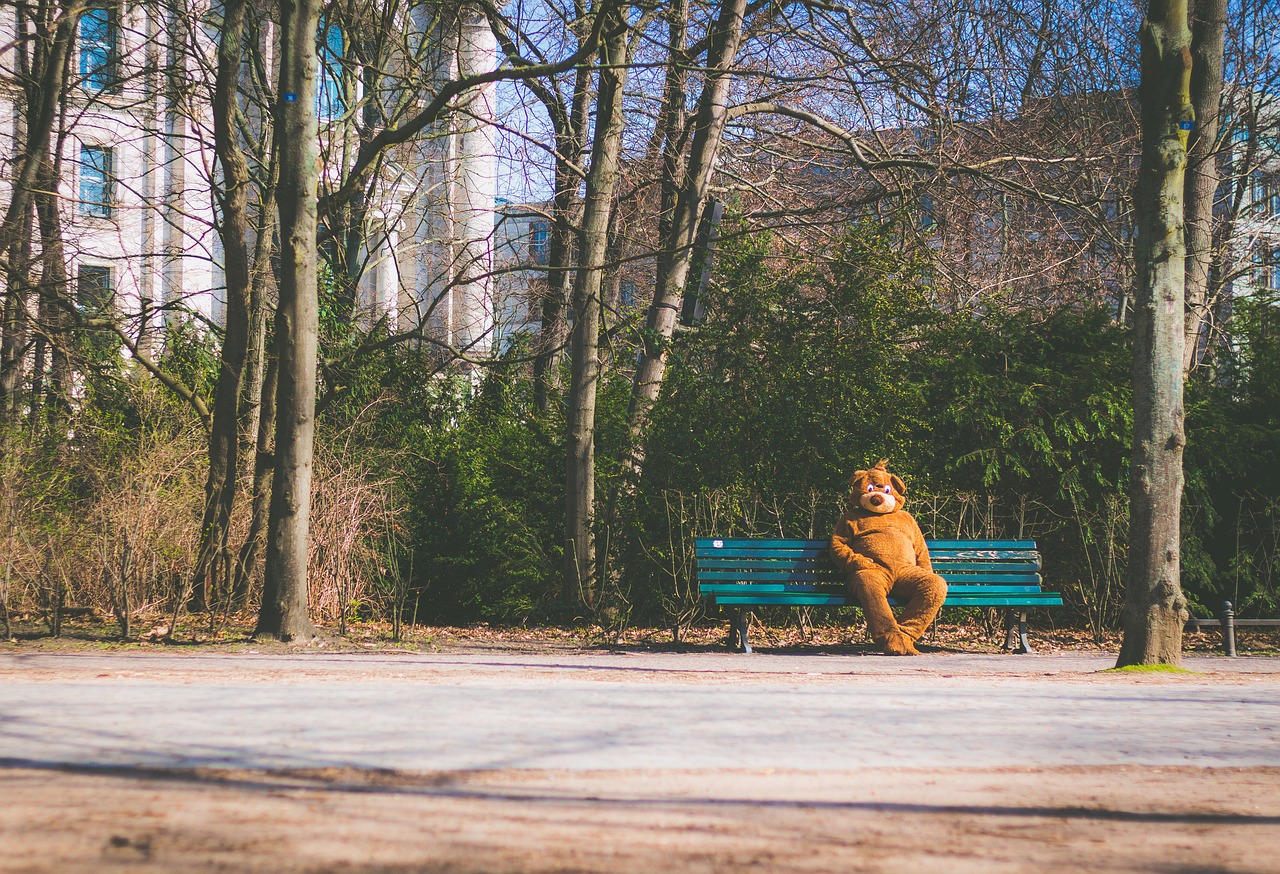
[{"x1": 882, "y1": 631, "x2": 918, "y2": 656}]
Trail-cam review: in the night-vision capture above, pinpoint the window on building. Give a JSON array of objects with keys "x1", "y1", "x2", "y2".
[
  {"x1": 77, "y1": 265, "x2": 112, "y2": 312},
  {"x1": 1252, "y1": 172, "x2": 1280, "y2": 218},
  {"x1": 529, "y1": 220, "x2": 550, "y2": 266},
  {"x1": 79, "y1": 5, "x2": 119, "y2": 92},
  {"x1": 79, "y1": 145, "x2": 113, "y2": 217},
  {"x1": 317, "y1": 23, "x2": 345, "y2": 121}
]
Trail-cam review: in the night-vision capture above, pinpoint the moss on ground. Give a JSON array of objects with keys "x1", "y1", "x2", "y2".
[{"x1": 1102, "y1": 663, "x2": 1199, "y2": 675}]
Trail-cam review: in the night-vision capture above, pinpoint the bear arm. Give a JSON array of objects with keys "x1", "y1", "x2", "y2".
[
  {"x1": 910, "y1": 517, "x2": 934, "y2": 572},
  {"x1": 830, "y1": 517, "x2": 879, "y2": 572}
]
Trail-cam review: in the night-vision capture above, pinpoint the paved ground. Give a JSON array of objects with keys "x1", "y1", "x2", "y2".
[
  {"x1": 3, "y1": 651, "x2": 1280, "y2": 770},
  {"x1": 2, "y1": 651, "x2": 1279, "y2": 872}
]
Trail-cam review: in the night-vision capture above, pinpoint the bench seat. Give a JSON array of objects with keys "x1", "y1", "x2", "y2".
[{"x1": 696, "y1": 537, "x2": 1063, "y2": 653}]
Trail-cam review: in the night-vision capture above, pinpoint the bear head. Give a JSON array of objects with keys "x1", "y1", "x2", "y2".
[{"x1": 849, "y1": 459, "x2": 906, "y2": 515}]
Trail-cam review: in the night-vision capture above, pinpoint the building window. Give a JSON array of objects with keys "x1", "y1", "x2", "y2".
[
  {"x1": 529, "y1": 220, "x2": 550, "y2": 266},
  {"x1": 79, "y1": 5, "x2": 119, "y2": 93},
  {"x1": 77, "y1": 265, "x2": 112, "y2": 312},
  {"x1": 317, "y1": 23, "x2": 345, "y2": 121},
  {"x1": 79, "y1": 145, "x2": 113, "y2": 217}
]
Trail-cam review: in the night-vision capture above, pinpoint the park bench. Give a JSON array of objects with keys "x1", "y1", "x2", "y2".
[
  {"x1": 1186, "y1": 600, "x2": 1280, "y2": 656},
  {"x1": 696, "y1": 537, "x2": 1062, "y2": 654}
]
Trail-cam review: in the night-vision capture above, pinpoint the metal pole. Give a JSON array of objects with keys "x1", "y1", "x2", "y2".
[{"x1": 1222, "y1": 600, "x2": 1236, "y2": 657}]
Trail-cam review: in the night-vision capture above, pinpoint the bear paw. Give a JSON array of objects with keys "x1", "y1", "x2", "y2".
[{"x1": 883, "y1": 631, "x2": 918, "y2": 656}]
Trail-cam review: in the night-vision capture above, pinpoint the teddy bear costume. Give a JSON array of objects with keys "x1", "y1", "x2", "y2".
[{"x1": 829, "y1": 460, "x2": 947, "y2": 655}]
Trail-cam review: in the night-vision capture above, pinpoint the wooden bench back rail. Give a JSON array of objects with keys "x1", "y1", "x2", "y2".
[{"x1": 694, "y1": 537, "x2": 1062, "y2": 653}]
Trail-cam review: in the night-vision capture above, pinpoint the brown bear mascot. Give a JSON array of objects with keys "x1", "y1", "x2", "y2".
[{"x1": 830, "y1": 460, "x2": 947, "y2": 655}]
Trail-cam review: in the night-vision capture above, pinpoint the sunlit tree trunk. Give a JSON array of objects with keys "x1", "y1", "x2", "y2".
[
  {"x1": 622, "y1": 0, "x2": 747, "y2": 482},
  {"x1": 565, "y1": 4, "x2": 628, "y2": 606},
  {"x1": 1117, "y1": 0, "x2": 1193, "y2": 667},
  {"x1": 0, "y1": 0, "x2": 77, "y2": 425},
  {"x1": 1181, "y1": 0, "x2": 1226, "y2": 373},
  {"x1": 191, "y1": 0, "x2": 255, "y2": 610},
  {"x1": 256, "y1": 0, "x2": 324, "y2": 641}
]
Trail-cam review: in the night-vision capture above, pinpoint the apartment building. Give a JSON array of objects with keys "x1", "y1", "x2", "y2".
[{"x1": 0, "y1": 1, "x2": 502, "y2": 356}]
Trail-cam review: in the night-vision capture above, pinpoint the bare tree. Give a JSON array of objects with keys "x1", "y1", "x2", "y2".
[
  {"x1": 1117, "y1": 0, "x2": 1193, "y2": 667},
  {"x1": 1182, "y1": 0, "x2": 1227, "y2": 372},
  {"x1": 565, "y1": 1, "x2": 628, "y2": 607},
  {"x1": 255, "y1": 0, "x2": 326, "y2": 641},
  {"x1": 620, "y1": 0, "x2": 748, "y2": 484}
]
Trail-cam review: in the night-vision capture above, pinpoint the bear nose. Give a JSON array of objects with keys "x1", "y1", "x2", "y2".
[{"x1": 869, "y1": 494, "x2": 883, "y2": 506}]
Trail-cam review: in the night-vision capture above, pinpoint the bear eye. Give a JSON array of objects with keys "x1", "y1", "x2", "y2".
[
  {"x1": 865, "y1": 483, "x2": 875, "y2": 493},
  {"x1": 882, "y1": 484, "x2": 892, "y2": 494}
]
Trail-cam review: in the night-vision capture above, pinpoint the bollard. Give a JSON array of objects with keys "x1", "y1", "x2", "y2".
[{"x1": 1221, "y1": 600, "x2": 1236, "y2": 657}]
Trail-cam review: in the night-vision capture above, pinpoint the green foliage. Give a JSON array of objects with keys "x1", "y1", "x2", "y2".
[{"x1": 621, "y1": 219, "x2": 1155, "y2": 632}]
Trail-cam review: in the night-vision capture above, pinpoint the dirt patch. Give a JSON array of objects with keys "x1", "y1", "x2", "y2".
[
  {"x1": 3, "y1": 765, "x2": 1278, "y2": 873},
  {"x1": 4, "y1": 614, "x2": 1276, "y2": 658}
]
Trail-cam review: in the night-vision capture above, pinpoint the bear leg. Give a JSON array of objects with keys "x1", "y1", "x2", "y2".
[
  {"x1": 891, "y1": 567, "x2": 948, "y2": 644},
  {"x1": 850, "y1": 568, "x2": 902, "y2": 651}
]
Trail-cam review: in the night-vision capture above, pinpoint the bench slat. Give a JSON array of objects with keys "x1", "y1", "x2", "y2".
[
  {"x1": 696, "y1": 538, "x2": 1038, "y2": 550},
  {"x1": 713, "y1": 594, "x2": 1064, "y2": 607},
  {"x1": 696, "y1": 558, "x2": 1042, "y2": 573},
  {"x1": 695, "y1": 547, "x2": 830, "y2": 559},
  {"x1": 698, "y1": 570, "x2": 1044, "y2": 584},
  {"x1": 700, "y1": 583, "x2": 1046, "y2": 595}
]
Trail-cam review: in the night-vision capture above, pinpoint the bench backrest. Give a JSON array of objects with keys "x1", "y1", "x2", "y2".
[{"x1": 695, "y1": 538, "x2": 1042, "y2": 592}]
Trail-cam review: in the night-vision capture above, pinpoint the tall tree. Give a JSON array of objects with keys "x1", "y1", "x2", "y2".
[
  {"x1": 1117, "y1": 0, "x2": 1193, "y2": 667},
  {"x1": 0, "y1": 0, "x2": 79, "y2": 425},
  {"x1": 255, "y1": 0, "x2": 326, "y2": 641},
  {"x1": 565, "y1": 1, "x2": 629, "y2": 606},
  {"x1": 1181, "y1": 0, "x2": 1227, "y2": 372},
  {"x1": 190, "y1": 0, "x2": 257, "y2": 609},
  {"x1": 621, "y1": 0, "x2": 748, "y2": 483}
]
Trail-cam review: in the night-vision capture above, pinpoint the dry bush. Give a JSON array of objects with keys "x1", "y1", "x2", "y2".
[
  {"x1": 0, "y1": 423, "x2": 205, "y2": 637},
  {"x1": 307, "y1": 443, "x2": 409, "y2": 632}
]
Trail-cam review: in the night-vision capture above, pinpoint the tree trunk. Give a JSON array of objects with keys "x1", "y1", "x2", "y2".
[
  {"x1": 622, "y1": 0, "x2": 747, "y2": 481},
  {"x1": 0, "y1": 0, "x2": 76, "y2": 425},
  {"x1": 1181, "y1": 0, "x2": 1226, "y2": 373},
  {"x1": 33, "y1": 151, "x2": 71, "y2": 432},
  {"x1": 532, "y1": 64, "x2": 591, "y2": 413},
  {"x1": 255, "y1": 0, "x2": 324, "y2": 641},
  {"x1": 235, "y1": 353, "x2": 277, "y2": 605},
  {"x1": 1117, "y1": 0, "x2": 1193, "y2": 668},
  {"x1": 564, "y1": 5, "x2": 629, "y2": 607},
  {"x1": 191, "y1": 0, "x2": 255, "y2": 611}
]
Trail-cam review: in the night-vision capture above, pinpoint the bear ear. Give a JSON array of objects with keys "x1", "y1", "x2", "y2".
[
  {"x1": 890, "y1": 474, "x2": 907, "y2": 496},
  {"x1": 849, "y1": 470, "x2": 867, "y2": 489}
]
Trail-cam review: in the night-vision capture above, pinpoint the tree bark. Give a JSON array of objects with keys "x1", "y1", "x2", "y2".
[
  {"x1": 564, "y1": 3, "x2": 628, "y2": 607},
  {"x1": 1117, "y1": 0, "x2": 1193, "y2": 668},
  {"x1": 235, "y1": 353, "x2": 277, "y2": 605},
  {"x1": 532, "y1": 53, "x2": 591, "y2": 414},
  {"x1": 1180, "y1": 0, "x2": 1226, "y2": 373},
  {"x1": 33, "y1": 154, "x2": 71, "y2": 432},
  {"x1": 191, "y1": 0, "x2": 255, "y2": 611},
  {"x1": 621, "y1": 0, "x2": 747, "y2": 481},
  {"x1": 0, "y1": 0, "x2": 77, "y2": 425},
  {"x1": 256, "y1": 0, "x2": 324, "y2": 641}
]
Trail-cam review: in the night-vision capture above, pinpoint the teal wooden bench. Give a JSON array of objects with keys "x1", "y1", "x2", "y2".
[{"x1": 696, "y1": 537, "x2": 1063, "y2": 654}]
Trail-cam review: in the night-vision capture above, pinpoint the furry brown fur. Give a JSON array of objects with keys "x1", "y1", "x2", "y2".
[{"x1": 829, "y1": 460, "x2": 947, "y2": 655}]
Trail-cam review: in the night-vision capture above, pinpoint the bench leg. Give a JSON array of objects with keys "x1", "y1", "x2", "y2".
[
  {"x1": 1003, "y1": 610, "x2": 1034, "y2": 654},
  {"x1": 727, "y1": 608, "x2": 753, "y2": 654}
]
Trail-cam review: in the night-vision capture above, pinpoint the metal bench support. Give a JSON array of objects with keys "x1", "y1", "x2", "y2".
[
  {"x1": 1003, "y1": 610, "x2": 1034, "y2": 654},
  {"x1": 727, "y1": 608, "x2": 753, "y2": 654}
]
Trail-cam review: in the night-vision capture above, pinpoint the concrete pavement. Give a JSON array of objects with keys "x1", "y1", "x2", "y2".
[{"x1": 2, "y1": 651, "x2": 1277, "y2": 772}]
